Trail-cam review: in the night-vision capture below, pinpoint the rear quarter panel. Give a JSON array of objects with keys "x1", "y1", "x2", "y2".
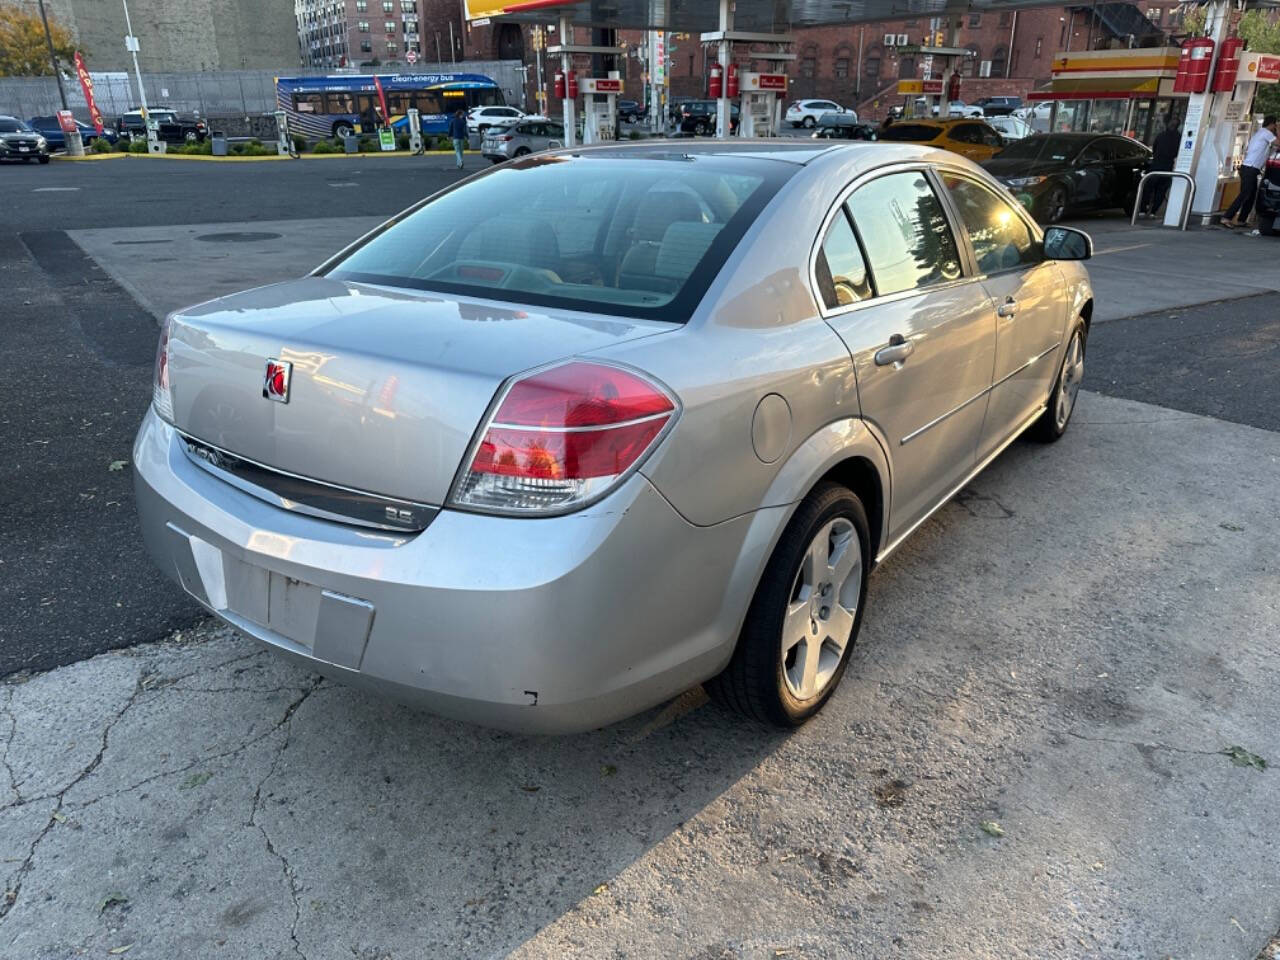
[{"x1": 594, "y1": 148, "x2": 930, "y2": 533}]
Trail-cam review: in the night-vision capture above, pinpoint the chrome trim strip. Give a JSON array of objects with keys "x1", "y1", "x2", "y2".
[
  {"x1": 488, "y1": 410, "x2": 673, "y2": 434},
  {"x1": 899, "y1": 342, "x2": 1060, "y2": 446},
  {"x1": 900, "y1": 385, "x2": 990, "y2": 446},
  {"x1": 875, "y1": 402, "x2": 1047, "y2": 566},
  {"x1": 178, "y1": 432, "x2": 438, "y2": 533}
]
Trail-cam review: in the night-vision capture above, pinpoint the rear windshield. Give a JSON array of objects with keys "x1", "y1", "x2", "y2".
[
  {"x1": 995, "y1": 135, "x2": 1081, "y2": 162},
  {"x1": 879, "y1": 124, "x2": 941, "y2": 142},
  {"x1": 326, "y1": 155, "x2": 792, "y2": 322}
]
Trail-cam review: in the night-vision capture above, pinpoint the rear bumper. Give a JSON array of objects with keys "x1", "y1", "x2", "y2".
[{"x1": 133, "y1": 408, "x2": 768, "y2": 733}]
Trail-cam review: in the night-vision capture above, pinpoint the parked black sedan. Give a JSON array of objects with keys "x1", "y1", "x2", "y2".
[{"x1": 983, "y1": 132, "x2": 1151, "y2": 223}]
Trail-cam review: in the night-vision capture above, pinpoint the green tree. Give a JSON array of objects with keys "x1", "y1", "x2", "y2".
[
  {"x1": 0, "y1": 3, "x2": 77, "y2": 77},
  {"x1": 1238, "y1": 10, "x2": 1280, "y2": 116}
]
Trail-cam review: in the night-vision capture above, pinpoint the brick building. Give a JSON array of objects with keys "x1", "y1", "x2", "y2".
[{"x1": 295, "y1": 0, "x2": 528, "y2": 69}]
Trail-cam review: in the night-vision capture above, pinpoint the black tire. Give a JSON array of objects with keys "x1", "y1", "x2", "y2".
[
  {"x1": 694, "y1": 120, "x2": 708, "y2": 136},
  {"x1": 1039, "y1": 185, "x2": 1068, "y2": 224},
  {"x1": 790, "y1": 121, "x2": 802, "y2": 128},
  {"x1": 38, "y1": 155, "x2": 50, "y2": 164},
  {"x1": 513, "y1": 146, "x2": 530, "y2": 157},
  {"x1": 333, "y1": 122, "x2": 354, "y2": 140},
  {"x1": 803, "y1": 115, "x2": 817, "y2": 128},
  {"x1": 706, "y1": 482, "x2": 871, "y2": 727},
  {"x1": 1032, "y1": 321, "x2": 1087, "y2": 442}
]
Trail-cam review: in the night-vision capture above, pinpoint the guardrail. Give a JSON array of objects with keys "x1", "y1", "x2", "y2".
[{"x1": 1131, "y1": 171, "x2": 1196, "y2": 230}]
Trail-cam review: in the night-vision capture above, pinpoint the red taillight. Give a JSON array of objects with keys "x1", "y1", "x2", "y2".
[
  {"x1": 153, "y1": 317, "x2": 174, "y2": 422},
  {"x1": 450, "y1": 361, "x2": 677, "y2": 515},
  {"x1": 498, "y1": 134, "x2": 513, "y2": 141}
]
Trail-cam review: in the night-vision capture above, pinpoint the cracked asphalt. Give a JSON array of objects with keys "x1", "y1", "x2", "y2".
[
  {"x1": 1, "y1": 159, "x2": 1278, "y2": 959},
  {"x1": 3, "y1": 388, "x2": 1277, "y2": 959}
]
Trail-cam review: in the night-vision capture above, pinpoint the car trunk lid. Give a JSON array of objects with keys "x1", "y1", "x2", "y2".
[{"x1": 166, "y1": 276, "x2": 674, "y2": 510}]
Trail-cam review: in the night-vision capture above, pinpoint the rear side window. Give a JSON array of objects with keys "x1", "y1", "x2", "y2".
[
  {"x1": 815, "y1": 210, "x2": 872, "y2": 309},
  {"x1": 327, "y1": 156, "x2": 791, "y2": 322},
  {"x1": 845, "y1": 172, "x2": 962, "y2": 296},
  {"x1": 879, "y1": 124, "x2": 941, "y2": 142},
  {"x1": 941, "y1": 174, "x2": 1039, "y2": 274}
]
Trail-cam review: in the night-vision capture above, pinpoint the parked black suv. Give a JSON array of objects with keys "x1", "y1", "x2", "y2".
[
  {"x1": 116, "y1": 108, "x2": 208, "y2": 144},
  {"x1": 0, "y1": 116, "x2": 50, "y2": 163},
  {"x1": 676, "y1": 100, "x2": 740, "y2": 136}
]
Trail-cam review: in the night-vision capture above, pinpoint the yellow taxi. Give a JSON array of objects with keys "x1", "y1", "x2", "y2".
[{"x1": 877, "y1": 117, "x2": 1006, "y2": 162}]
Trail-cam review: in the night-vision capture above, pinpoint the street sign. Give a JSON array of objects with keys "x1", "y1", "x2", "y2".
[
  {"x1": 57, "y1": 110, "x2": 77, "y2": 134},
  {"x1": 405, "y1": 49, "x2": 418, "y2": 64},
  {"x1": 580, "y1": 77, "x2": 623, "y2": 94},
  {"x1": 897, "y1": 78, "x2": 944, "y2": 95},
  {"x1": 379, "y1": 128, "x2": 396, "y2": 151}
]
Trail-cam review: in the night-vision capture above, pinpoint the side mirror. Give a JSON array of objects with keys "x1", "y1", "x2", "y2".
[{"x1": 1043, "y1": 225, "x2": 1092, "y2": 261}]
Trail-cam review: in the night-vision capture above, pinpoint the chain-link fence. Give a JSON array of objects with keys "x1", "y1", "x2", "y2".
[{"x1": 0, "y1": 61, "x2": 525, "y2": 122}]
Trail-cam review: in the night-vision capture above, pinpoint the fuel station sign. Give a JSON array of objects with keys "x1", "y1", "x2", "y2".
[
  {"x1": 464, "y1": 0, "x2": 573, "y2": 18},
  {"x1": 1238, "y1": 52, "x2": 1280, "y2": 84},
  {"x1": 897, "y1": 78, "x2": 944, "y2": 95}
]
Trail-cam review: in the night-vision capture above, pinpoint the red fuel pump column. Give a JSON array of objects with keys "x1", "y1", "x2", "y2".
[
  {"x1": 708, "y1": 64, "x2": 723, "y2": 98},
  {"x1": 566, "y1": 70, "x2": 578, "y2": 100},
  {"x1": 947, "y1": 73, "x2": 961, "y2": 103},
  {"x1": 1174, "y1": 37, "x2": 1215, "y2": 94},
  {"x1": 1212, "y1": 37, "x2": 1244, "y2": 92},
  {"x1": 554, "y1": 71, "x2": 565, "y2": 98}
]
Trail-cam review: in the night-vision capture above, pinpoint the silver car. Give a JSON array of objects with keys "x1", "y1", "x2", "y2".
[
  {"x1": 482, "y1": 118, "x2": 565, "y2": 163},
  {"x1": 134, "y1": 142, "x2": 1093, "y2": 733}
]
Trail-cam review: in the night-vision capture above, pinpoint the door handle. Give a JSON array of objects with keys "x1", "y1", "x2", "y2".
[
  {"x1": 874, "y1": 334, "x2": 914, "y2": 366},
  {"x1": 997, "y1": 298, "x2": 1018, "y2": 318}
]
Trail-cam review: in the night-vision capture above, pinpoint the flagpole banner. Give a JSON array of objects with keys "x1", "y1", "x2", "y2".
[{"x1": 73, "y1": 52, "x2": 104, "y2": 134}]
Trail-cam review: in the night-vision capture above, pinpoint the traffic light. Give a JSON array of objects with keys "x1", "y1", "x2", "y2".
[{"x1": 935, "y1": 30, "x2": 946, "y2": 47}]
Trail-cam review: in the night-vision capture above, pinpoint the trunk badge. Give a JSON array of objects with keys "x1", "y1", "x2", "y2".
[{"x1": 263, "y1": 359, "x2": 292, "y2": 403}]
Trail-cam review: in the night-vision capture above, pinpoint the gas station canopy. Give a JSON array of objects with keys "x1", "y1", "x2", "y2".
[{"x1": 467, "y1": 0, "x2": 1187, "y2": 29}]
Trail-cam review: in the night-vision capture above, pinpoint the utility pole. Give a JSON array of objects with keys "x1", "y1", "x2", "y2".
[
  {"x1": 121, "y1": 0, "x2": 148, "y2": 116},
  {"x1": 36, "y1": 0, "x2": 69, "y2": 109}
]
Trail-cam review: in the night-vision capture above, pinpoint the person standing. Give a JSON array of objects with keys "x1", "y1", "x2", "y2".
[
  {"x1": 1141, "y1": 115, "x2": 1182, "y2": 216},
  {"x1": 1222, "y1": 115, "x2": 1277, "y2": 228},
  {"x1": 448, "y1": 109, "x2": 468, "y2": 170}
]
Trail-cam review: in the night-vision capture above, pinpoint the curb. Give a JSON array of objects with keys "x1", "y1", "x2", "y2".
[{"x1": 51, "y1": 152, "x2": 128, "y2": 161}]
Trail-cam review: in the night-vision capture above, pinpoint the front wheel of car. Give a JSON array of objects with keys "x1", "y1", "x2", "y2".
[
  {"x1": 1032, "y1": 322, "x2": 1086, "y2": 442},
  {"x1": 694, "y1": 120, "x2": 708, "y2": 136},
  {"x1": 38, "y1": 155, "x2": 50, "y2": 164},
  {"x1": 185, "y1": 131, "x2": 197, "y2": 143},
  {"x1": 1039, "y1": 185, "x2": 1068, "y2": 224},
  {"x1": 707, "y1": 481, "x2": 870, "y2": 727}
]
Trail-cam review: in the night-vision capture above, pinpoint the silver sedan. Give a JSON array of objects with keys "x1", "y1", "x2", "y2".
[{"x1": 134, "y1": 142, "x2": 1093, "y2": 733}]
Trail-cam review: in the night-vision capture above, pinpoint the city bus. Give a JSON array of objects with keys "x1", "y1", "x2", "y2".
[{"x1": 276, "y1": 73, "x2": 506, "y2": 141}]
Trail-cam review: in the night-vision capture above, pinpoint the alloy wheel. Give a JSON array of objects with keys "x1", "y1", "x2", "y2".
[
  {"x1": 781, "y1": 518, "x2": 863, "y2": 701},
  {"x1": 1056, "y1": 329, "x2": 1085, "y2": 429}
]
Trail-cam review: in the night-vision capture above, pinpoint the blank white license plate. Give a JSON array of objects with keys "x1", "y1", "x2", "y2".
[{"x1": 18, "y1": 147, "x2": 29, "y2": 152}]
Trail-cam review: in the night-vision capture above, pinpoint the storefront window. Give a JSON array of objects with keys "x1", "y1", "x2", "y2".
[
  {"x1": 1055, "y1": 99, "x2": 1091, "y2": 132},
  {"x1": 1089, "y1": 99, "x2": 1128, "y2": 135},
  {"x1": 1127, "y1": 98, "x2": 1153, "y2": 143}
]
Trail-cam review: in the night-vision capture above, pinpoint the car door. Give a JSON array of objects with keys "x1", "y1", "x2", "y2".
[
  {"x1": 938, "y1": 171, "x2": 1067, "y2": 458},
  {"x1": 1105, "y1": 137, "x2": 1149, "y2": 208},
  {"x1": 947, "y1": 123, "x2": 997, "y2": 161},
  {"x1": 818, "y1": 168, "x2": 997, "y2": 541},
  {"x1": 1070, "y1": 140, "x2": 1109, "y2": 208}
]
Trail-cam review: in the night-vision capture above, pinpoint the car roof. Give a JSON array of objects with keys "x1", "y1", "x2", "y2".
[{"x1": 559, "y1": 139, "x2": 945, "y2": 168}]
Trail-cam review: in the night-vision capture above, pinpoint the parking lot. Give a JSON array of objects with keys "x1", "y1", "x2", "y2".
[{"x1": 1, "y1": 154, "x2": 1278, "y2": 959}]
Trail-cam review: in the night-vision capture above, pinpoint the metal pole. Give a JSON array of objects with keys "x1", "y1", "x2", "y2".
[
  {"x1": 560, "y1": 16, "x2": 576, "y2": 147},
  {"x1": 121, "y1": 0, "x2": 148, "y2": 115},
  {"x1": 449, "y1": 22, "x2": 456, "y2": 64},
  {"x1": 36, "y1": 0, "x2": 69, "y2": 109},
  {"x1": 716, "y1": 0, "x2": 731, "y2": 139},
  {"x1": 1007, "y1": 12, "x2": 1017, "y2": 78},
  {"x1": 435, "y1": 32, "x2": 442, "y2": 68}
]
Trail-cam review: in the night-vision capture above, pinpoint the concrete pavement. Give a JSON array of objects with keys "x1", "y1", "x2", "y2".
[
  {"x1": 70, "y1": 213, "x2": 1280, "y2": 324},
  {"x1": 2, "y1": 390, "x2": 1277, "y2": 959}
]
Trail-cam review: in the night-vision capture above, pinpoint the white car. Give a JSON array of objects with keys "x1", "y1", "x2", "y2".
[
  {"x1": 467, "y1": 106, "x2": 524, "y2": 135},
  {"x1": 785, "y1": 99, "x2": 853, "y2": 129},
  {"x1": 987, "y1": 114, "x2": 1035, "y2": 141},
  {"x1": 947, "y1": 101, "x2": 984, "y2": 118}
]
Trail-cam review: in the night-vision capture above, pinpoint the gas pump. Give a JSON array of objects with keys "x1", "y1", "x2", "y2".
[
  {"x1": 406, "y1": 108, "x2": 424, "y2": 154},
  {"x1": 274, "y1": 109, "x2": 294, "y2": 157},
  {"x1": 738, "y1": 72, "x2": 788, "y2": 137},
  {"x1": 580, "y1": 73, "x2": 623, "y2": 144}
]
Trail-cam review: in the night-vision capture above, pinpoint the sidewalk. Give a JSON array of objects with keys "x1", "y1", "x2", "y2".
[{"x1": 2, "y1": 390, "x2": 1277, "y2": 959}]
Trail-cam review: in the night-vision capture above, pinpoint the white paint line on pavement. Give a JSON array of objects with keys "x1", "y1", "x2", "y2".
[
  {"x1": 328, "y1": 182, "x2": 359, "y2": 188},
  {"x1": 1091, "y1": 242, "x2": 1152, "y2": 256},
  {"x1": 33, "y1": 186, "x2": 81, "y2": 192}
]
